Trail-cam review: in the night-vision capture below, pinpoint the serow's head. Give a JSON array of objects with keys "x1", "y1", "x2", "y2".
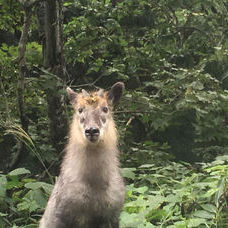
[{"x1": 67, "y1": 82, "x2": 124, "y2": 144}]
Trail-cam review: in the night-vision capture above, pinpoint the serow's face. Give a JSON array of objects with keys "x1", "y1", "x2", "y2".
[
  {"x1": 67, "y1": 82, "x2": 124, "y2": 144},
  {"x1": 77, "y1": 99, "x2": 109, "y2": 143}
]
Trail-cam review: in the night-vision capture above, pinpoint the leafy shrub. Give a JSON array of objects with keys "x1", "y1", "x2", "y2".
[
  {"x1": 121, "y1": 155, "x2": 228, "y2": 227},
  {"x1": 0, "y1": 168, "x2": 53, "y2": 228},
  {"x1": 2, "y1": 154, "x2": 227, "y2": 227},
  {"x1": 1, "y1": 0, "x2": 228, "y2": 226}
]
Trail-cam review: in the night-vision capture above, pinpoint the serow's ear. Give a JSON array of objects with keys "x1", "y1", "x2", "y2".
[
  {"x1": 66, "y1": 87, "x2": 77, "y2": 104},
  {"x1": 107, "y1": 82, "x2": 124, "y2": 105}
]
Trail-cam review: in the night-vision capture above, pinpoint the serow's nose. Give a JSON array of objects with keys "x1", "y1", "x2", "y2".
[
  {"x1": 85, "y1": 127, "x2": 100, "y2": 137},
  {"x1": 85, "y1": 127, "x2": 100, "y2": 143}
]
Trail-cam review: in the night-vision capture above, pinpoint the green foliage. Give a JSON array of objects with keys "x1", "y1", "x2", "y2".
[
  {"x1": 1, "y1": 0, "x2": 228, "y2": 226},
  {"x1": 1, "y1": 158, "x2": 227, "y2": 227},
  {"x1": 120, "y1": 158, "x2": 228, "y2": 227},
  {"x1": 0, "y1": 168, "x2": 53, "y2": 228},
  {"x1": 64, "y1": 0, "x2": 228, "y2": 161},
  {"x1": 25, "y1": 42, "x2": 42, "y2": 66},
  {"x1": 0, "y1": 0, "x2": 23, "y2": 32}
]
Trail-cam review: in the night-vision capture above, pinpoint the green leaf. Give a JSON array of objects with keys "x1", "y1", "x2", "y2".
[
  {"x1": 8, "y1": 168, "x2": 31, "y2": 176},
  {"x1": 139, "y1": 164, "x2": 155, "y2": 168},
  {"x1": 0, "y1": 212, "x2": 7, "y2": 217},
  {"x1": 134, "y1": 186, "x2": 148, "y2": 194},
  {"x1": 25, "y1": 182, "x2": 53, "y2": 194},
  {"x1": 24, "y1": 189, "x2": 47, "y2": 209},
  {"x1": 22, "y1": 225, "x2": 38, "y2": 228},
  {"x1": 147, "y1": 195, "x2": 166, "y2": 209},
  {"x1": 193, "y1": 210, "x2": 215, "y2": 219},
  {"x1": 215, "y1": 177, "x2": 225, "y2": 207},
  {"x1": 191, "y1": 81, "x2": 204, "y2": 90},
  {"x1": 17, "y1": 199, "x2": 39, "y2": 213},
  {"x1": 167, "y1": 221, "x2": 187, "y2": 228},
  {"x1": 121, "y1": 168, "x2": 136, "y2": 180},
  {"x1": 6, "y1": 176, "x2": 24, "y2": 189},
  {"x1": 200, "y1": 204, "x2": 217, "y2": 213},
  {"x1": 24, "y1": 181, "x2": 46, "y2": 190},
  {"x1": 120, "y1": 211, "x2": 142, "y2": 227},
  {"x1": 165, "y1": 194, "x2": 181, "y2": 203},
  {"x1": 188, "y1": 218, "x2": 206, "y2": 227},
  {"x1": 0, "y1": 176, "x2": 7, "y2": 198},
  {"x1": 146, "y1": 209, "x2": 167, "y2": 222}
]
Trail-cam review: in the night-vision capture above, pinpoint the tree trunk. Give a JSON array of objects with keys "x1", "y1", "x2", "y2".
[
  {"x1": 18, "y1": 6, "x2": 31, "y2": 135},
  {"x1": 43, "y1": 0, "x2": 68, "y2": 154},
  {"x1": 11, "y1": 5, "x2": 33, "y2": 168}
]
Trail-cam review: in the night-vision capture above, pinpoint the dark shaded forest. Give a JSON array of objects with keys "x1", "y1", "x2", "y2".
[{"x1": 0, "y1": 0, "x2": 228, "y2": 227}]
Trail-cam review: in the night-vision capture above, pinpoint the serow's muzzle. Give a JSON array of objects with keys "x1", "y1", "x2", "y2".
[{"x1": 85, "y1": 127, "x2": 100, "y2": 143}]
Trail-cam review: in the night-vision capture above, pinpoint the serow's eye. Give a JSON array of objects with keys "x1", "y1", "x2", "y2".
[
  {"x1": 78, "y1": 108, "x2": 83, "y2": 114},
  {"x1": 102, "y1": 106, "x2": 108, "y2": 113}
]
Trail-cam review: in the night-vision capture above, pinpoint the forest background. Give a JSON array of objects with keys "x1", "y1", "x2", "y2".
[{"x1": 0, "y1": 0, "x2": 228, "y2": 227}]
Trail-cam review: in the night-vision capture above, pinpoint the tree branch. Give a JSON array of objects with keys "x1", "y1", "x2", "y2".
[
  {"x1": 18, "y1": 7, "x2": 32, "y2": 132},
  {"x1": 12, "y1": 3, "x2": 34, "y2": 168},
  {"x1": 0, "y1": 73, "x2": 10, "y2": 120}
]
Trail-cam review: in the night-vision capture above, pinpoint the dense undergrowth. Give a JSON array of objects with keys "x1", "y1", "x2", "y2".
[
  {"x1": 0, "y1": 153, "x2": 228, "y2": 227},
  {"x1": 1, "y1": 0, "x2": 228, "y2": 227}
]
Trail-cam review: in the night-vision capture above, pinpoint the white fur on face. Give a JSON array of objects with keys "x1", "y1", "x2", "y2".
[{"x1": 76, "y1": 105, "x2": 111, "y2": 145}]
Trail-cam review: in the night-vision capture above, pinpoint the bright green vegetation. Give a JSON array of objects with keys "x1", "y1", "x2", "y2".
[{"x1": 0, "y1": 0, "x2": 228, "y2": 227}]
